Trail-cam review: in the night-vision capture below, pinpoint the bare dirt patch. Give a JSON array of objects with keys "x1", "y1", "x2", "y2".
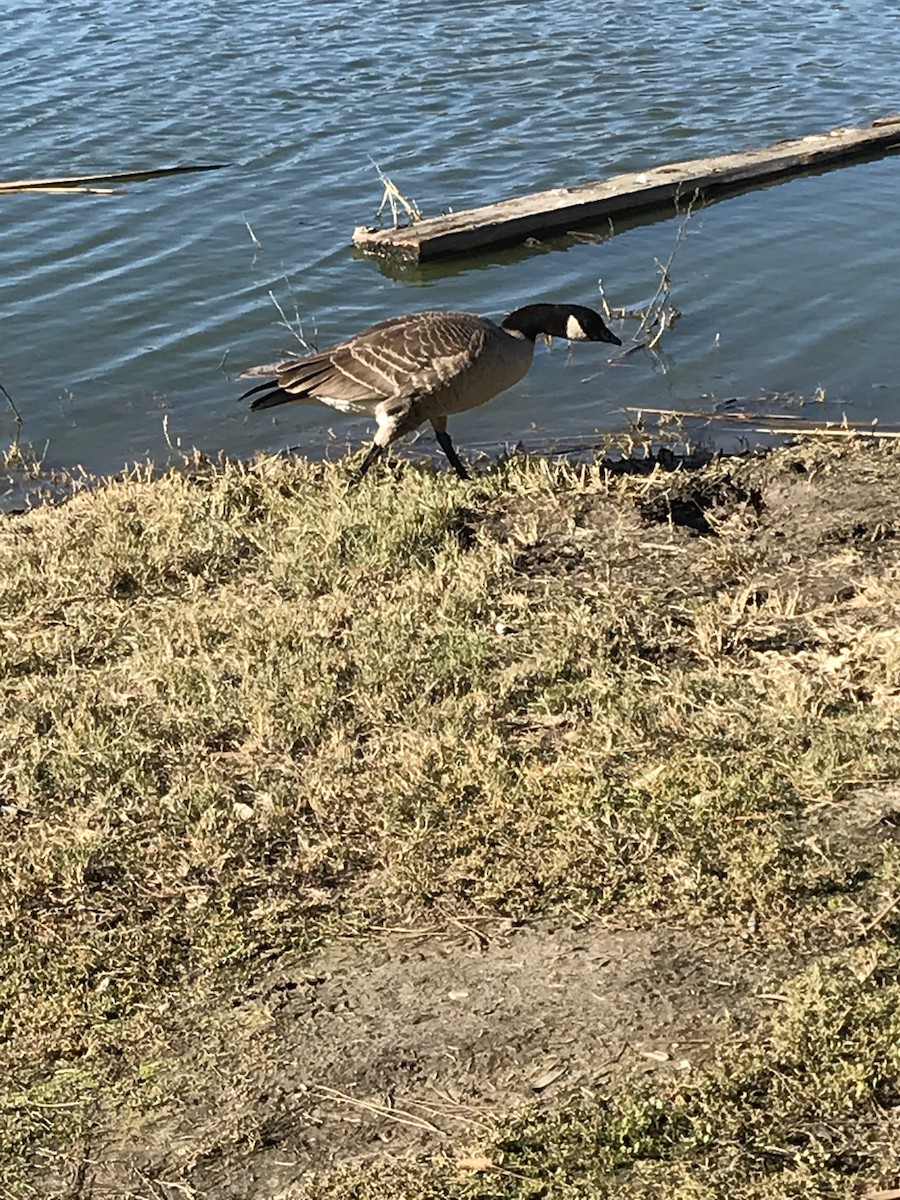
[
  {"x1": 91, "y1": 920, "x2": 787, "y2": 1198},
  {"x1": 496, "y1": 440, "x2": 900, "y2": 608}
]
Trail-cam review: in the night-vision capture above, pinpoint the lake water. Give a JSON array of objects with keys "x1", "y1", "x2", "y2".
[{"x1": 2, "y1": 0, "x2": 899, "y2": 487}]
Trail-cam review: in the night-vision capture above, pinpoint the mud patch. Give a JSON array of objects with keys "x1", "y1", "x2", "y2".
[
  {"x1": 494, "y1": 440, "x2": 900, "y2": 617},
  {"x1": 638, "y1": 473, "x2": 764, "y2": 536}
]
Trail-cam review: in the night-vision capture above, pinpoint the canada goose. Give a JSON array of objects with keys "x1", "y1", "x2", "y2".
[{"x1": 240, "y1": 303, "x2": 621, "y2": 484}]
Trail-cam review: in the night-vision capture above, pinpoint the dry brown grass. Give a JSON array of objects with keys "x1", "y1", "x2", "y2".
[{"x1": 2, "y1": 439, "x2": 900, "y2": 1196}]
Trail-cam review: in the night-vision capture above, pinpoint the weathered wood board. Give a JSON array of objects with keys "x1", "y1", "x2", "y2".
[
  {"x1": 353, "y1": 115, "x2": 900, "y2": 262},
  {"x1": 0, "y1": 164, "x2": 226, "y2": 195}
]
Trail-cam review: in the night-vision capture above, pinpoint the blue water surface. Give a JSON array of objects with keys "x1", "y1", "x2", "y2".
[{"x1": 1, "y1": 0, "x2": 899, "y2": 476}]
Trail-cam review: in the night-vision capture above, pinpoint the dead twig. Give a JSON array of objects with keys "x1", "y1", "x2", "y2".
[
  {"x1": 635, "y1": 191, "x2": 697, "y2": 339},
  {"x1": 370, "y1": 158, "x2": 423, "y2": 227},
  {"x1": 244, "y1": 218, "x2": 262, "y2": 265},
  {"x1": 623, "y1": 406, "x2": 900, "y2": 440},
  {"x1": 6, "y1": 185, "x2": 120, "y2": 195},
  {"x1": 268, "y1": 278, "x2": 317, "y2": 352},
  {"x1": 599, "y1": 190, "x2": 697, "y2": 359},
  {"x1": 432, "y1": 903, "x2": 491, "y2": 950},
  {"x1": 863, "y1": 894, "x2": 900, "y2": 936},
  {"x1": 404, "y1": 1094, "x2": 496, "y2": 1133},
  {"x1": 1, "y1": 382, "x2": 23, "y2": 452},
  {"x1": 308, "y1": 1085, "x2": 443, "y2": 1134}
]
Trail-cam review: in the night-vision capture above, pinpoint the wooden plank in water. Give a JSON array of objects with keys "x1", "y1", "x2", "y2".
[
  {"x1": 353, "y1": 115, "x2": 900, "y2": 262},
  {"x1": 0, "y1": 164, "x2": 227, "y2": 195}
]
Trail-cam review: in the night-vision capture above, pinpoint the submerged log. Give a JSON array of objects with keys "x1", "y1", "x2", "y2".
[{"x1": 353, "y1": 115, "x2": 900, "y2": 262}]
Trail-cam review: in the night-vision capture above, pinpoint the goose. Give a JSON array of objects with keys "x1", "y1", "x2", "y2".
[{"x1": 239, "y1": 303, "x2": 621, "y2": 485}]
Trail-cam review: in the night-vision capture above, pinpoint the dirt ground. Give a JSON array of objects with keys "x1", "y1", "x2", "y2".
[{"x1": 78, "y1": 917, "x2": 795, "y2": 1199}]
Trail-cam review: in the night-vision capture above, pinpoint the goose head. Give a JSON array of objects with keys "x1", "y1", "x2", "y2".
[{"x1": 502, "y1": 303, "x2": 622, "y2": 346}]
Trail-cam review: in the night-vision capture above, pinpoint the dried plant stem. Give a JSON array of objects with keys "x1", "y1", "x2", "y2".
[
  {"x1": 1, "y1": 382, "x2": 23, "y2": 450},
  {"x1": 635, "y1": 190, "x2": 697, "y2": 338},
  {"x1": 309, "y1": 1086, "x2": 443, "y2": 1134},
  {"x1": 624, "y1": 405, "x2": 900, "y2": 439},
  {"x1": 599, "y1": 191, "x2": 697, "y2": 355},
  {"x1": 268, "y1": 277, "x2": 317, "y2": 352},
  {"x1": 369, "y1": 158, "x2": 423, "y2": 226}
]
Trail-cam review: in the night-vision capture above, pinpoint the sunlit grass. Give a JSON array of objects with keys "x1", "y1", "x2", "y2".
[{"x1": 2, "y1": 441, "x2": 900, "y2": 1195}]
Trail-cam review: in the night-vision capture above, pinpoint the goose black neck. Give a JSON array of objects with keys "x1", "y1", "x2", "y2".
[{"x1": 501, "y1": 304, "x2": 568, "y2": 342}]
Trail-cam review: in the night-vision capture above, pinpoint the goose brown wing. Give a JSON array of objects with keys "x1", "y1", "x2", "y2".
[{"x1": 240, "y1": 311, "x2": 489, "y2": 410}]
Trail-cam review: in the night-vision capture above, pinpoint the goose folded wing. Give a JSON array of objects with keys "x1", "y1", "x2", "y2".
[
  {"x1": 240, "y1": 310, "x2": 486, "y2": 408},
  {"x1": 241, "y1": 343, "x2": 411, "y2": 408}
]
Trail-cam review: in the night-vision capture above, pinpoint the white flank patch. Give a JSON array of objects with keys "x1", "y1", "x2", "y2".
[
  {"x1": 565, "y1": 314, "x2": 588, "y2": 341},
  {"x1": 317, "y1": 395, "x2": 376, "y2": 415}
]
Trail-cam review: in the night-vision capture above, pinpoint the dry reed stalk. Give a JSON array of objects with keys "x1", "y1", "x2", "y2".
[
  {"x1": 625, "y1": 406, "x2": 900, "y2": 439},
  {"x1": 0, "y1": 163, "x2": 226, "y2": 195},
  {"x1": 369, "y1": 158, "x2": 423, "y2": 226}
]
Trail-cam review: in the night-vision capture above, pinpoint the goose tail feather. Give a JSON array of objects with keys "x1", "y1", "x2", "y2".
[{"x1": 239, "y1": 379, "x2": 293, "y2": 410}]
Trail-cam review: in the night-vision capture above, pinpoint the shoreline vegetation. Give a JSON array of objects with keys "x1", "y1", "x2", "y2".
[{"x1": 2, "y1": 436, "x2": 900, "y2": 1198}]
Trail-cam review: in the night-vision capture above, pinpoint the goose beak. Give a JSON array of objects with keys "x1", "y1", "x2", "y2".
[{"x1": 599, "y1": 327, "x2": 622, "y2": 346}]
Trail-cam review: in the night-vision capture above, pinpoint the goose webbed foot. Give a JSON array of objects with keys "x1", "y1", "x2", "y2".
[{"x1": 347, "y1": 442, "x2": 385, "y2": 489}]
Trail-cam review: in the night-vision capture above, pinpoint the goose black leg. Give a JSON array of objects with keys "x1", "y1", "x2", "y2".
[
  {"x1": 433, "y1": 427, "x2": 470, "y2": 480},
  {"x1": 348, "y1": 441, "x2": 385, "y2": 488}
]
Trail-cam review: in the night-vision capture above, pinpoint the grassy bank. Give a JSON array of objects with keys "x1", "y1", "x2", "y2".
[{"x1": 2, "y1": 440, "x2": 899, "y2": 1197}]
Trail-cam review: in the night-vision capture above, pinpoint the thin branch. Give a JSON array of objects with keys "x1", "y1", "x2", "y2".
[
  {"x1": 635, "y1": 190, "x2": 698, "y2": 338},
  {"x1": 267, "y1": 280, "x2": 317, "y2": 353},
  {"x1": 1, "y1": 382, "x2": 23, "y2": 451},
  {"x1": 599, "y1": 191, "x2": 697, "y2": 358},
  {"x1": 623, "y1": 405, "x2": 900, "y2": 439},
  {"x1": 369, "y1": 158, "x2": 423, "y2": 227},
  {"x1": 309, "y1": 1085, "x2": 443, "y2": 1134},
  {"x1": 244, "y1": 218, "x2": 262, "y2": 265},
  {"x1": 864, "y1": 894, "x2": 900, "y2": 935}
]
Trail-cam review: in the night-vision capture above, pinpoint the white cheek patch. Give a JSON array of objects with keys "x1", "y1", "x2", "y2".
[{"x1": 565, "y1": 314, "x2": 588, "y2": 340}]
